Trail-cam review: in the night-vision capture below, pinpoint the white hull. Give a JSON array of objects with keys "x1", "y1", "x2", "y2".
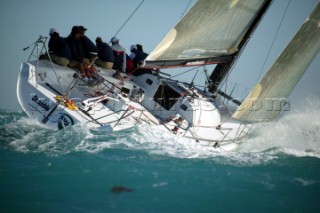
[
  {"x1": 17, "y1": 1, "x2": 319, "y2": 152},
  {"x1": 131, "y1": 73, "x2": 251, "y2": 151},
  {"x1": 17, "y1": 46, "x2": 250, "y2": 152},
  {"x1": 17, "y1": 60, "x2": 159, "y2": 131}
]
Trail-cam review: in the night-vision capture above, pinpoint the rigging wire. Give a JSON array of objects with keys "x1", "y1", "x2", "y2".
[
  {"x1": 113, "y1": 0, "x2": 145, "y2": 38},
  {"x1": 169, "y1": 66, "x2": 199, "y2": 78},
  {"x1": 181, "y1": 0, "x2": 194, "y2": 18},
  {"x1": 255, "y1": 0, "x2": 292, "y2": 83},
  {"x1": 190, "y1": 69, "x2": 199, "y2": 87},
  {"x1": 217, "y1": 0, "x2": 293, "y2": 105}
]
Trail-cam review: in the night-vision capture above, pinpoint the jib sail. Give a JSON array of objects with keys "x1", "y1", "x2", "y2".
[{"x1": 233, "y1": 2, "x2": 320, "y2": 121}]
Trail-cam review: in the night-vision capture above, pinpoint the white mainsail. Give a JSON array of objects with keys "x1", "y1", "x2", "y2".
[
  {"x1": 145, "y1": 0, "x2": 270, "y2": 68},
  {"x1": 233, "y1": 2, "x2": 320, "y2": 121}
]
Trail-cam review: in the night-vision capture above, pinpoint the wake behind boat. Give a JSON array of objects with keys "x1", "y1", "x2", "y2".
[{"x1": 17, "y1": 0, "x2": 320, "y2": 152}]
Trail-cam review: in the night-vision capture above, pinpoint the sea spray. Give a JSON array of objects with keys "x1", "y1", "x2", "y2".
[
  {"x1": 238, "y1": 96, "x2": 320, "y2": 156},
  {"x1": 1, "y1": 99, "x2": 320, "y2": 163},
  {"x1": 1, "y1": 109, "x2": 320, "y2": 213}
]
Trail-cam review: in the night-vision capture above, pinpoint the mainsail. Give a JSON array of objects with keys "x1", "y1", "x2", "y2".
[
  {"x1": 233, "y1": 2, "x2": 320, "y2": 121},
  {"x1": 144, "y1": 0, "x2": 271, "y2": 68}
]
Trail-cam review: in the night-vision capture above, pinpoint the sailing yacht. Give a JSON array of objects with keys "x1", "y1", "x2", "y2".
[{"x1": 17, "y1": 0, "x2": 320, "y2": 152}]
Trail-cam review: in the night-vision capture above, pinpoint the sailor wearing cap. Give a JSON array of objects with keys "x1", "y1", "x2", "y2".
[{"x1": 110, "y1": 36, "x2": 126, "y2": 72}]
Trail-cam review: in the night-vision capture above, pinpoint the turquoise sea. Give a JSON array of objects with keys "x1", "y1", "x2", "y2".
[{"x1": 1, "y1": 103, "x2": 320, "y2": 213}]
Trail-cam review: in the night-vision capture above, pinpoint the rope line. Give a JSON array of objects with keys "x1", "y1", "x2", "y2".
[
  {"x1": 169, "y1": 66, "x2": 198, "y2": 78},
  {"x1": 256, "y1": 0, "x2": 292, "y2": 82},
  {"x1": 113, "y1": 0, "x2": 145, "y2": 38},
  {"x1": 181, "y1": 0, "x2": 194, "y2": 18}
]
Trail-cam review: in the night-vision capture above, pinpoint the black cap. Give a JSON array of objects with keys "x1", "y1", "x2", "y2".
[
  {"x1": 79, "y1": 26, "x2": 87, "y2": 31},
  {"x1": 71, "y1": 26, "x2": 81, "y2": 36}
]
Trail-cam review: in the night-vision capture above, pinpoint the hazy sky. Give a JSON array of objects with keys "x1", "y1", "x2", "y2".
[{"x1": 0, "y1": 0, "x2": 319, "y2": 110}]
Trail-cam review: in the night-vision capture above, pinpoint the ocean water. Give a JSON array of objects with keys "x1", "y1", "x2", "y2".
[{"x1": 1, "y1": 100, "x2": 320, "y2": 213}]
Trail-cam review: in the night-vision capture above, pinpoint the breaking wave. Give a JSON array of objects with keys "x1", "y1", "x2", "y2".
[
  {"x1": 238, "y1": 96, "x2": 320, "y2": 157},
  {"x1": 1, "y1": 96, "x2": 320, "y2": 164}
]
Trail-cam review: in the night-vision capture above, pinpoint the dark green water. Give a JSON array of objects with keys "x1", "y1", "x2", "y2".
[{"x1": 1, "y1": 109, "x2": 320, "y2": 213}]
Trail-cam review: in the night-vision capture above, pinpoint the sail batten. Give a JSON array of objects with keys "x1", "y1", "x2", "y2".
[
  {"x1": 144, "y1": 0, "x2": 270, "y2": 68},
  {"x1": 232, "y1": 2, "x2": 320, "y2": 121}
]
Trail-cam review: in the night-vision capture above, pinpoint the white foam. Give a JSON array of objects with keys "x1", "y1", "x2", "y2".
[
  {"x1": 294, "y1": 178, "x2": 319, "y2": 186},
  {"x1": 6, "y1": 97, "x2": 320, "y2": 162},
  {"x1": 237, "y1": 96, "x2": 320, "y2": 158},
  {"x1": 112, "y1": 97, "x2": 320, "y2": 162},
  {"x1": 128, "y1": 124, "x2": 221, "y2": 158}
]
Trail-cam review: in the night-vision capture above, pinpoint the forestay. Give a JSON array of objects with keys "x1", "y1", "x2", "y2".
[
  {"x1": 144, "y1": 0, "x2": 269, "y2": 68},
  {"x1": 233, "y1": 2, "x2": 320, "y2": 121}
]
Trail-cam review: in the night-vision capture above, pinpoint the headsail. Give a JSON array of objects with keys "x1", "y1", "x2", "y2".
[
  {"x1": 232, "y1": 2, "x2": 320, "y2": 121},
  {"x1": 144, "y1": 0, "x2": 271, "y2": 68}
]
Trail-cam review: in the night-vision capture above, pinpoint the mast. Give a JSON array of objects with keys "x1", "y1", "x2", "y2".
[
  {"x1": 233, "y1": 1, "x2": 320, "y2": 121},
  {"x1": 208, "y1": 0, "x2": 273, "y2": 94}
]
